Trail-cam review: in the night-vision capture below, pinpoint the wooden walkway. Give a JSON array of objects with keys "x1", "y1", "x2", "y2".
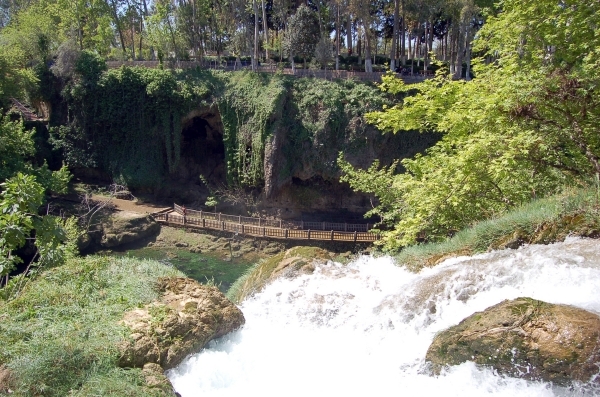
[
  {"x1": 10, "y1": 98, "x2": 44, "y2": 122},
  {"x1": 153, "y1": 204, "x2": 380, "y2": 243}
]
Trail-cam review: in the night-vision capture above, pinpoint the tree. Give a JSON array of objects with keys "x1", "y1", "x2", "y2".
[
  {"x1": 340, "y1": 0, "x2": 600, "y2": 249},
  {"x1": 0, "y1": 116, "x2": 71, "y2": 288},
  {"x1": 283, "y1": 5, "x2": 320, "y2": 71}
]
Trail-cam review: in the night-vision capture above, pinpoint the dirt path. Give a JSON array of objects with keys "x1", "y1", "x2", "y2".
[{"x1": 91, "y1": 195, "x2": 171, "y2": 215}]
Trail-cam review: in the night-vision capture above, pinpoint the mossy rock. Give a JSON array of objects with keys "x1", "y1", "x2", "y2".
[
  {"x1": 228, "y1": 246, "x2": 332, "y2": 304},
  {"x1": 98, "y1": 212, "x2": 160, "y2": 248},
  {"x1": 426, "y1": 297, "x2": 600, "y2": 385}
]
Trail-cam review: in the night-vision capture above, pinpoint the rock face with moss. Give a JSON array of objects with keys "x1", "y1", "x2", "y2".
[
  {"x1": 228, "y1": 246, "x2": 332, "y2": 304},
  {"x1": 426, "y1": 297, "x2": 600, "y2": 385},
  {"x1": 88, "y1": 212, "x2": 160, "y2": 249},
  {"x1": 118, "y1": 277, "x2": 244, "y2": 370}
]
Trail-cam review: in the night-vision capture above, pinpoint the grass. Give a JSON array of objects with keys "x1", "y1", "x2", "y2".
[
  {"x1": 395, "y1": 187, "x2": 600, "y2": 271},
  {"x1": 0, "y1": 255, "x2": 184, "y2": 396}
]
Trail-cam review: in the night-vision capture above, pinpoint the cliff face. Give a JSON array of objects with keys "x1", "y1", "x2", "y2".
[
  {"x1": 57, "y1": 68, "x2": 439, "y2": 218},
  {"x1": 170, "y1": 74, "x2": 439, "y2": 218}
]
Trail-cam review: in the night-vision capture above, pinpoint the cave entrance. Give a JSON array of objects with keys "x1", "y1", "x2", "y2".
[{"x1": 177, "y1": 110, "x2": 227, "y2": 187}]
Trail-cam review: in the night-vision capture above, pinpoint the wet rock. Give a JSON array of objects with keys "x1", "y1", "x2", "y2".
[
  {"x1": 426, "y1": 297, "x2": 600, "y2": 385},
  {"x1": 142, "y1": 363, "x2": 179, "y2": 396},
  {"x1": 118, "y1": 277, "x2": 245, "y2": 370},
  {"x1": 228, "y1": 246, "x2": 332, "y2": 304}
]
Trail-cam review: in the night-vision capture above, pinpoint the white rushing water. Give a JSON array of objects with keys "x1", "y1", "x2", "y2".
[{"x1": 168, "y1": 237, "x2": 600, "y2": 397}]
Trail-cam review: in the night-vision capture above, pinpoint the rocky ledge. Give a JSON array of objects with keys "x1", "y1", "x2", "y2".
[
  {"x1": 118, "y1": 277, "x2": 244, "y2": 392},
  {"x1": 426, "y1": 297, "x2": 600, "y2": 385}
]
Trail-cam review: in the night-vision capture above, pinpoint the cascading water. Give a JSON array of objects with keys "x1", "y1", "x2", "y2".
[{"x1": 167, "y1": 237, "x2": 600, "y2": 396}]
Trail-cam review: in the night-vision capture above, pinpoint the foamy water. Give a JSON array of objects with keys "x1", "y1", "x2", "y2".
[{"x1": 168, "y1": 237, "x2": 600, "y2": 397}]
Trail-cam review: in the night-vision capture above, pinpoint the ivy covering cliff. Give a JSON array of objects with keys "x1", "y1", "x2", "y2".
[{"x1": 52, "y1": 61, "x2": 399, "y2": 192}]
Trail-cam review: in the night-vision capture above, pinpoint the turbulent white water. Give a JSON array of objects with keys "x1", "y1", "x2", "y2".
[{"x1": 168, "y1": 237, "x2": 600, "y2": 397}]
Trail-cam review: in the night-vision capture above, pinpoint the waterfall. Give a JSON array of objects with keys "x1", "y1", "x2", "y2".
[{"x1": 168, "y1": 237, "x2": 600, "y2": 396}]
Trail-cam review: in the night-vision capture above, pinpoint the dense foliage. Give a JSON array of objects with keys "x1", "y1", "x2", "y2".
[
  {"x1": 0, "y1": 255, "x2": 183, "y2": 396},
  {"x1": 0, "y1": 115, "x2": 71, "y2": 285},
  {"x1": 341, "y1": 0, "x2": 600, "y2": 249}
]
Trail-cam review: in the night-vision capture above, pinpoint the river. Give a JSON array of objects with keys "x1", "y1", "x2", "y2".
[{"x1": 167, "y1": 237, "x2": 600, "y2": 396}]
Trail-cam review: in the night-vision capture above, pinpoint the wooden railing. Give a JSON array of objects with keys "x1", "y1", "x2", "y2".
[
  {"x1": 157, "y1": 205, "x2": 379, "y2": 242},
  {"x1": 173, "y1": 204, "x2": 371, "y2": 232},
  {"x1": 105, "y1": 61, "x2": 430, "y2": 84}
]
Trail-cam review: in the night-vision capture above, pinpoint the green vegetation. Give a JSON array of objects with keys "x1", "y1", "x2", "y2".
[
  {"x1": 341, "y1": 0, "x2": 600, "y2": 251},
  {"x1": 395, "y1": 187, "x2": 600, "y2": 271},
  {"x1": 0, "y1": 255, "x2": 183, "y2": 396}
]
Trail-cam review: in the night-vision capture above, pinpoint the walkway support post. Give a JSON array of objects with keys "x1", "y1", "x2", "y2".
[
  {"x1": 308, "y1": 230, "x2": 311, "y2": 240},
  {"x1": 330, "y1": 230, "x2": 334, "y2": 240},
  {"x1": 202, "y1": 219, "x2": 206, "y2": 228},
  {"x1": 285, "y1": 229, "x2": 288, "y2": 239},
  {"x1": 354, "y1": 231, "x2": 357, "y2": 242}
]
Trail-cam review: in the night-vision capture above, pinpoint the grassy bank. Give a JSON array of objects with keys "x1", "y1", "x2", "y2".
[
  {"x1": 395, "y1": 187, "x2": 600, "y2": 271},
  {"x1": 0, "y1": 256, "x2": 184, "y2": 396}
]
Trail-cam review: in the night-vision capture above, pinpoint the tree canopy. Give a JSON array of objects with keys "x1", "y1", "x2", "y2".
[{"x1": 341, "y1": 0, "x2": 600, "y2": 249}]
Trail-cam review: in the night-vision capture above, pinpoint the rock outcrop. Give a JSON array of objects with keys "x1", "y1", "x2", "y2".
[
  {"x1": 88, "y1": 211, "x2": 160, "y2": 249},
  {"x1": 228, "y1": 246, "x2": 332, "y2": 304},
  {"x1": 118, "y1": 277, "x2": 245, "y2": 370},
  {"x1": 426, "y1": 297, "x2": 600, "y2": 385}
]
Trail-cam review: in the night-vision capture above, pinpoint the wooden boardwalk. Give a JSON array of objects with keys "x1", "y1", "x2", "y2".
[{"x1": 153, "y1": 204, "x2": 380, "y2": 243}]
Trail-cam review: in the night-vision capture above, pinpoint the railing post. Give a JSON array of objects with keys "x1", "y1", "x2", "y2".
[
  {"x1": 183, "y1": 214, "x2": 186, "y2": 225},
  {"x1": 166, "y1": 213, "x2": 169, "y2": 222},
  {"x1": 330, "y1": 230, "x2": 334, "y2": 241},
  {"x1": 219, "y1": 213, "x2": 221, "y2": 222},
  {"x1": 308, "y1": 230, "x2": 311, "y2": 240},
  {"x1": 259, "y1": 217, "x2": 261, "y2": 227},
  {"x1": 241, "y1": 224, "x2": 245, "y2": 234},
  {"x1": 301, "y1": 220, "x2": 304, "y2": 229},
  {"x1": 263, "y1": 227, "x2": 266, "y2": 237},
  {"x1": 239, "y1": 215, "x2": 241, "y2": 224},
  {"x1": 322, "y1": 222, "x2": 325, "y2": 230},
  {"x1": 366, "y1": 223, "x2": 369, "y2": 231},
  {"x1": 279, "y1": 220, "x2": 282, "y2": 228},
  {"x1": 200, "y1": 210, "x2": 203, "y2": 219},
  {"x1": 202, "y1": 218, "x2": 206, "y2": 228},
  {"x1": 354, "y1": 231, "x2": 357, "y2": 242},
  {"x1": 222, "y1": 221, "x2": 225, "y2": 230},
  {"x1": 344, "y1": 223, "x2": 347, "y2": 232},
  {"x1": 285, "y1": 229, "x2": 288, "y2": 239}
]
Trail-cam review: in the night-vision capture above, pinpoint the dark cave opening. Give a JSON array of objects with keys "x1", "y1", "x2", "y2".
[{"x1": 177, "y1": 111, "x2": 227, "y2": 186}]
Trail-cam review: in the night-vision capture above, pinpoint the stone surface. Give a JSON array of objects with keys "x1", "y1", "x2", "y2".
[
  {"x1": 142, "y1": 363, "x2": 180, "y2": 396},
  {"x1": 118, "y1": 277, "x2": 244, "y2": 370},
  {"x1": 426, "y1": 297, "x2": 600, "y2": 385},
  {"x1": 98, "y1": 212, "x2": 160, "y2": 248}
]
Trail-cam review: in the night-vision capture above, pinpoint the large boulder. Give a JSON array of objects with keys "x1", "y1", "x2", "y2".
[
  {"x1": 426, "y1": 297, "x2": 600, "y2": 385},
  {"x1": 118, "y1": 277, "x2": 245, "y2": 370},
  {"x1": 97, "y1": 212, "x2": 160, "y2": 248}
]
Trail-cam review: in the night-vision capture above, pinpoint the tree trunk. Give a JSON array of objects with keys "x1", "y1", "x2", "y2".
[
  {"x1": 364, "y1": 24, "x2": 372, "y2": 73},
  {"x1": 453, "y1": 22, "x2": 466, "y2": 79},
  {"x1": 390, "y1": 0, "x2": 399, "y2": 71},
  {"x1": 335, "y1": 4, "x2": 340, "y2": 70},
  {"x1": 346, "y1": 15, "x2": 352, "y2": 54},
  {"x1": 261, "y1": 0, "x2": 268, "y2": 61},
  {"x1": 400, "y1": 0, "x2": 406, "y2": 65},
  {"x1": 109, "y1": 0, "x2": 127, "y2": 58},
  {"x1": 253, "y1": 0, "x2": 259, "y2": 70}
]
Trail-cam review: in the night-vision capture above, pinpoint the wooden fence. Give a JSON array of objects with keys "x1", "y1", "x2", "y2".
[
  {"x1": 105, "y1": 61, "x2": 430, "y2": 84},
  {"x1": 173, "y1": 204, "x2": 371, "y2": 232},
  {"x1": 156, "y1": 206, "x2": 379, "y2": 242}
]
